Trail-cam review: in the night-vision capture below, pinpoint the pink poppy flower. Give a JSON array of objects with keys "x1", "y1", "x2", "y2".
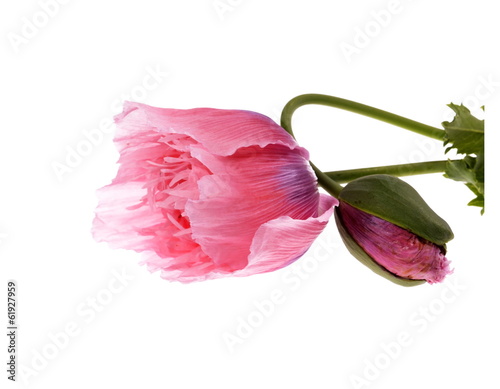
[{"x1": 92, "y1": 102, "x2": 337, "y2": 282}]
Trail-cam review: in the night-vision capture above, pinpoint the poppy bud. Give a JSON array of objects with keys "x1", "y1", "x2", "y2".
[{"x1": 334, "y1": 174, "x2": 454, "y2": 286}]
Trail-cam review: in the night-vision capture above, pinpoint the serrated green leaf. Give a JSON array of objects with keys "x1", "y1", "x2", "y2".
[
  {"x1": 442, "y1": 104, "x2": 484, "y2": 155},
  {"x1": 467, "y1": 196, "x2": 484, "y2": 207},
  {"x1": 474, "y1": 151, "x2": 484, "y2": 183},
  {"x1": 442, "y1": 103, "x2": 485, "y2": 214},
  {"x1": 444, "y1": 159, "x2": 477, "y2": 186},
  {"x1": 467, "y1": 194, "x2": 484, "y2": 215},
  {"x1": 444, "y1": 159, "x2": 484, "y2": 213},
  {"x1": 465, "y1": 182, "x2": 483, "y2": 197}
]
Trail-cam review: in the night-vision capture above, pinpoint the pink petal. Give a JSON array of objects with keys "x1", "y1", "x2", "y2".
[
  {"x1": 117, "y1": 101, "x2": 306, "y2": 157},
  {"x1": 235, "y1": 194, "x2": 337, "y2": 276},
  {"x1": 93, "y1": 181, "x2": 168, "y2": 251},
  {"x1": 92, "y1": 120, "x2": 215, "y2": 279},
  {"x1": 185, "y1": 143, "x2": 325, "y2": 273}
]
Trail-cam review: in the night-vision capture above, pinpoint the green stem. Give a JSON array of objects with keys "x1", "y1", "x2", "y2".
[
  {"x1": 281, "y1": 94, "x2": 446, "y2": 141},
  {"x1": 326, "y1": 160, "x2": 456, "y2": 184},
  {"x1": 310, "y1": 162, "x2": 343, "y2": 198},
  {"x1": 279, "y1": 97, "x2": 344, "y2": 198}
]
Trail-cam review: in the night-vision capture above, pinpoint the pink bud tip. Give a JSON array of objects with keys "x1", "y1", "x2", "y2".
[{"x1": 339, "y1": 202, "x2": 453, "y2": 284}]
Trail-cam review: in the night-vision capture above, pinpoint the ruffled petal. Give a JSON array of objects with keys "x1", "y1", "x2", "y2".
[
  {"x1": 185, "y1": 144, "x2": 327, "y2": 272},
  {"x1": 235, "y1": 194, "x2": 337, "y2": 276},
  {"x1": 93, "y1": 110, "x2": 215, "y2": 275},
  {"x1": 117, "y1": 101, "x2": 306, "y2": 157},
  {"x1": 92, "y1": 181, "x2": 168, "y2": 251},
  {"x1": 94, "y1": 102, "x2": 336, "y2": 283}
]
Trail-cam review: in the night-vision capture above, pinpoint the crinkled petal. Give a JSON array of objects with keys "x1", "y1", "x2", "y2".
[
  {"x1": 235, "y1": 194, "x2": 337, "y2": 276},
  {"x1": 93, "y1": 181, "x2": 167, "y2": 251},
  {"x1": 185, "y1": 144, "x2": 327, "y2": 272},
  {"x1": 93, "y1": 110, "x2": 214, "y2": 274},
  {"x1": 94, "y1": 102, "x2": 336, "y2": 283},
  {"x1": 117, "y1": 101, "x2": 307, "y2": 157}
]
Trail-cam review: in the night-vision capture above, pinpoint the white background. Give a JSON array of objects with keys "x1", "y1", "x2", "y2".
[{"x1": 1, "y1": 0, "x2": 499, "y2": 388}]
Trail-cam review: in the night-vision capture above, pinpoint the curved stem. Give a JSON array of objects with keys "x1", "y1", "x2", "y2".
[
  {"x1": 281, "y1": 94, "x2": 446, "y2": 141},
  {"x1": 326, "y1": 160, "x2": 455, "y2": 184},
  {"x1": 279, "y1": 97, "x2": 344, "y2": 198}
]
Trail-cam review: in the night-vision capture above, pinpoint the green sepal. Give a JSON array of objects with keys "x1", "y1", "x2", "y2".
[
  {"x1": 338, "y1": 174, "x2": 454, "y2": 246},
  {"x1": 334, "y1": 208, "x2": 425, "y2": 287}
]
